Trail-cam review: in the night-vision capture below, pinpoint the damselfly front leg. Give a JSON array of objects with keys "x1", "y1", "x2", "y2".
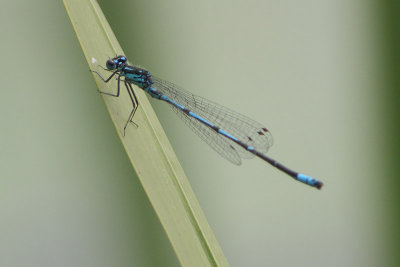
[{"x1": 92, "y1": 69, "x2": 139, "y2": 135}]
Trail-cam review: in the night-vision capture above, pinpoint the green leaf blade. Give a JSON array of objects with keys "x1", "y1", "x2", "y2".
[{"x1": 63, "y1": 0, "x2": 229, "y2": 266}]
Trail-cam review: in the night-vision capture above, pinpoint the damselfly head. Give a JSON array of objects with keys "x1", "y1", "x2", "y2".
[{"x1": 106, "y1": 55, "x2": 128, "y2": 70}]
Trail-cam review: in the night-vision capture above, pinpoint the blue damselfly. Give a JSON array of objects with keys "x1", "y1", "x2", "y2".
[{"x1": 92, "y1": 55, "x2": 323, "y2": 189}]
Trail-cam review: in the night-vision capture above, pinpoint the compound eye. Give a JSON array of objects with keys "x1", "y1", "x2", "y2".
[{"x1": 106, "y1": 59, "x2": 116, "y2": 70}]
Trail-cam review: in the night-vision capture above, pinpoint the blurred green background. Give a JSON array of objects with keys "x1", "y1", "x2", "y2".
[{"x1": 0, "y1": 0, "x2": 399, "y2": 266}]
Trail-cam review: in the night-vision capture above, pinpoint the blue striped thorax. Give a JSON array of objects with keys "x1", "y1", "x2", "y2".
[{"x1": 122, "y1": 66, "x2": 153, "y2": 89}]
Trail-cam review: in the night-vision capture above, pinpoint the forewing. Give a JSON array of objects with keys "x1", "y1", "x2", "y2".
[
  {"x1": 169, "y1": 104, "x2": 242, "y2": 165},
  {"x1": 152, "y1": 77, "x2": 273, "y2": 159}
]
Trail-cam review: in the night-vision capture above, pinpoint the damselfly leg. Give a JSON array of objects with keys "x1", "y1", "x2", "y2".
[{"x1": 92, "y1": 69, "x2": 139, "y2": 135}]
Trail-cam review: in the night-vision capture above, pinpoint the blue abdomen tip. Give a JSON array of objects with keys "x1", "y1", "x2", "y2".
[{"x1": 297, "y1": 173, "x2": 323, "y2": 189}]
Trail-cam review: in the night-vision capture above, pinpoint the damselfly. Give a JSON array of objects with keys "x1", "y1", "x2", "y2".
[{"x1": 92, "y1": 55, "x2": 323, "y2": 189}]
